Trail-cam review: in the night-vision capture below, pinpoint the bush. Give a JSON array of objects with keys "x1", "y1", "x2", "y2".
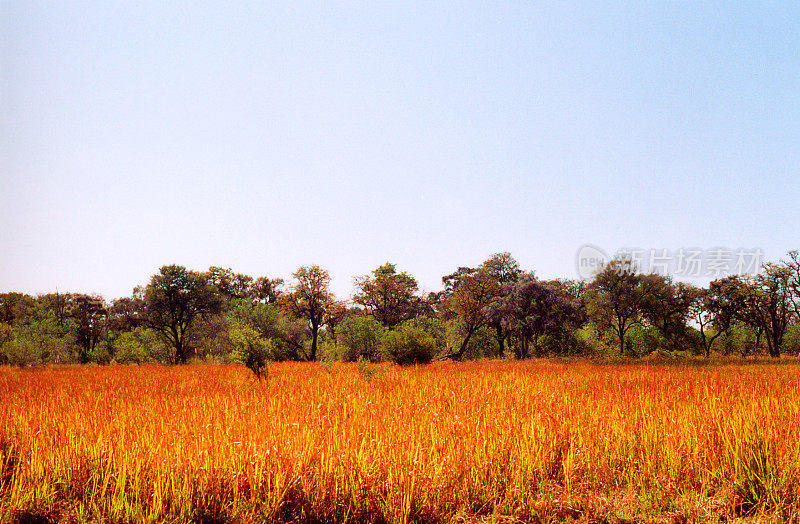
[
  {"x1": 403, "y1": 315, "x2": 447, "y2": 351},
  {"x1": 229, "y1": 299, "x2": 309, "y2": 361},
  {"x1": 783, "y1": 324, "x2": 800, "y2": 355},
  {"x1": 89, "y1": 339, "x2": 115, "y2": 364},
  {"x1": 574, "y1": 322, "x2": 617, "y2": 356},
  {"x1": 231, "y1": 323, "x2": 273, "y2": 380},
  {"x1": 380, "y1": 325, "x2": 437, "y2": 365},
  {"x1": 1, "y1": 308, "x2": 77, "y2": 366},
  {"x1": 335, "y1": 316, "x2": 384, "y2": 362},
  {"x1": 114, "y1": 327, "x2": 170, "y2": 364},
  {"x1": 720, "y1": 323, "x2": 761, "y2": 356},
  {"x1": 626, "y1": 324, "x2": 665, "y2": 357},
  {"x1": 538, "y1": 329, "x2": 587, "y2": 356}
]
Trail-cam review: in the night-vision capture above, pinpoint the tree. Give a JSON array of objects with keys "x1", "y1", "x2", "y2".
[
  {"x1": 586, "y1": 258, "x2": 654, "y2": 355},
  {"x1": 487, "y1": 274, "x2": 585, "y2": 358},
  {"x1": 480, "y1": 252, "x2": 522, "y2": 285},
  {"x1": 782, "y1": 251, "x2": 800, "y2": 321},
  {"x1": 231, "y1": 323, "x2": 273, "y2": 380},
  {"x1": 445, "y1": 267, "x2": 501, "y2": 359},
  {"x1": 279, "y1": 265, "x2": 334, "y2": 361},
  {"x1": 744, "y1": 264, "x2": 794, "y2": 358},
  {"x1": 69, "y1": 294, "x2": 107, "y2": 363},
  {"x1": 252, "y1": 276, "x2": 284, "y2": 304},
  {"x1": 480, "y1": 252, "x2": 522, "y2": 355},
  {"x1": 206, "y1": 266, "x2": 255, "y2": 301},
  {"x1": 687, "y1": 277, "x2": 750, "y2": 358},
  {"x1": 639, "y1": 274, "x2": 693, "y2": 350},
  {"x1": 353, "y1": 263, "x2": 420, "y2": 329},
  {"x1": 0, "y1": 293, "x2": 34, "y2": 326},
  {"x1": 144, "y1": 265, "x2": 222, "y2": 364},
  {"x1": 107, "y1": 287, "x2": 147, "y2": 336}
]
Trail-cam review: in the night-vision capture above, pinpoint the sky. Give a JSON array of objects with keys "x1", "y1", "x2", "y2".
[{"x1": 1, "y1": 2, "x2": 799, "y2": 300}]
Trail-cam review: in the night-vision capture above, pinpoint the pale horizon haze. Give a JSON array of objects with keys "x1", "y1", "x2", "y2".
[{"x1": 2, "y1": 2, "x2": 799, "y2": 300}]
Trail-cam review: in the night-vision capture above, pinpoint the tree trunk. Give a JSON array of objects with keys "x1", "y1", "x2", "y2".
[
  {"x1": 769, "y1": 331, "x2": 781, "y2": 358},
  {"x1": 496, "y1": 325, "x2": 504, "y2": 356},
  {"x1": 310, "y1": 320, "x2": 319, "y2": 361},
  {"x1": 451, "y1": 328, "x2": 476, "y2": 361}
]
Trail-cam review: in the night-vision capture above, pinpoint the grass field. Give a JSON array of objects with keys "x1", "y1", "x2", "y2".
[{"x1": 1, "y1": 360, "x2": 800, "y2": 523}]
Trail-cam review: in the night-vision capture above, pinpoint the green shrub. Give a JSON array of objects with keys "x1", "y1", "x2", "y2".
[
  {"x1": 335, "y1": 316, "x2": 384, "y2": 362},
  {"x1": 380, "y1": 325, "x2": 437, "y2": 365},
  {"x1": 2, "y1": 307, "x2": 77, "y2": 366},
  {"x1": 231, "y1": 323, "x2": 273, "y2": 380},
  {"x1": 720, "y1": 323, "x2": 761, "y2": 356},
  {"x1": 89, "y1": 339, "x2": 115, "y2": 364},
  {"x1": 783, "y1": 324, "x2": 800, "y2": 355},
  {"x1": 403, "y1": 316, "x2": 447, "y2": 351},
  {"x1": 114, "y1": 327, "x2": 170, "y2": 364}
]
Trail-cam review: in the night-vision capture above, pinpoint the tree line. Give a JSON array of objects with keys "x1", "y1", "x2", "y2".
[{"x1": 2, "y1": 251, "x2": 800, "y2": 368}]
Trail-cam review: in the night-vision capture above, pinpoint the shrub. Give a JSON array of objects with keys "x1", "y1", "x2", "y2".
[
  {"x1": 114, "y1": 327, "x2": 170, "y2": 364},
  {"x1": 232, "y1": 323, "x2": 273, "y2": 380},
  {"x1": 89, "y1": 339, "x2": 115, "y2": 364},
  {"x1": 403, "y1": 315, "x2": 447, "y2": 351},
  {"x1": 380, "y1": 325, "x2": 437, "y2": 365},
  {"x1": 783, "y1": 324, "x2": 800, "y2": 355},
  {"x1": 335, "y1": 316, "x2": 384, "y2": 362}
]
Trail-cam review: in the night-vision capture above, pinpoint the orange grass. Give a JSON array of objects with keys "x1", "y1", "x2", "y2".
[{"x1": 1, "y1": 361, "x2": 800, "y2": 523}]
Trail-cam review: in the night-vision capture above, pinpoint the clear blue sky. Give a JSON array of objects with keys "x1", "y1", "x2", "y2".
[{"x1": 2, "y1": 2, "x2": 798, "y2": 300}]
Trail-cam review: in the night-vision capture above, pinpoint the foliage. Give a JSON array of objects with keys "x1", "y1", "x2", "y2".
[
  {"x1": 0, "y1": 303, "x2": 77, "y2": 366},
  {"x1": 720, "y1": 323, "x2": 762, "y2": 356},
  {"x1": 403, "y1": 315, "x2": 447, "y2": 351},
  {"x1": 353, "y1": 262, "x2": 419, "y2": 329},
  {"x1": 113, "y1": 327, "x2": 170, "y2": 364},
  {"x1": 445, "y1": 267, "x2": 501, "y2": 359},
  {"x1": 586, "y1": 258, "x2": 653, "y2": 355},
  {"x1": 445, "y1": 319, "x2": 495, "y2": 359},
  {"x1": 486, "y1": 273, "x2": 585, "y2": 359},
  {"x1": 231, "y1": 323, "x2": 273, "y2": 380},
  {"x1": 334, "y1": 315, "x2": 384, "y2": 362},
  {"x1": 144, "y1": 265, "x2": 222, "y2": 363},
  {"x1": 69, "y1": 294, "x2": 107, "y2": 363},
  {"x1": 380, "y1": 324, "x2": 437, "y2": 365},
  {"x1": 279, "y1": 265, "x2": 333, "y2": 361}
]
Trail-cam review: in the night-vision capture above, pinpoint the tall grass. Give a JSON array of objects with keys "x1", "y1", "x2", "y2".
[{"x1": 1, "y1": 361, "x2": 799, "y2": 522}]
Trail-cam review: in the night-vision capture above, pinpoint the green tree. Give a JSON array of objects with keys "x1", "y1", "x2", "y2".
[
  {"x1": 279, "y1": 265, "x2": 334, "y2": 361},
  {"x1": 0, "y1": 292, "x2": 34, "y2": 326},
  {"x1": 3, "y1": 302, "x2": 76, "y2": 366},
  {"x1": 353, "y1": 263, "x2": 420, "y2": 329},
  {"x1": 69, "y1": 294, "x2": 107, "y2": 363},
  {"x1": 688, "y1": 277, "x2": 747, "y2": 358},
  {"x1": 144, "y1": 265, "x2": 222, "y2": 364},
  {"x1": 639, "y1": 274, "x2": 693, "y2": 351},
  {"x1": 743, "y1": 264, "x2": 794, "y2": 358},
  {"x1": 113, "y1": 326, "x2": 170, "y2": 364},
  {"x1": 586, "y1": 258, "x2": 654, "y2": 355},
  {"x1": 445, "y1": 267, "x2": 501, "y2": 359},
  {"x1": 479, "y1": 252, "x2": 522, "y2": 355}
]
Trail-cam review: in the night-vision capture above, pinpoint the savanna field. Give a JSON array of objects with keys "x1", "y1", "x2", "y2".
[{"x1": 2, "y1": 361, "x2": 800, "y2": 523}]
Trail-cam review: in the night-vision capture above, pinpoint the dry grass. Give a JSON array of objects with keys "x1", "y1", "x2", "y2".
[{"x1": 1, "y1": 360, "x2": 800, "y2": 523}]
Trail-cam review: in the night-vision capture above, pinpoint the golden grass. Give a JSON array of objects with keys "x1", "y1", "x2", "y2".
[{"x1": 1, "y1": 360, "x2": 800, "y2": 523}]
